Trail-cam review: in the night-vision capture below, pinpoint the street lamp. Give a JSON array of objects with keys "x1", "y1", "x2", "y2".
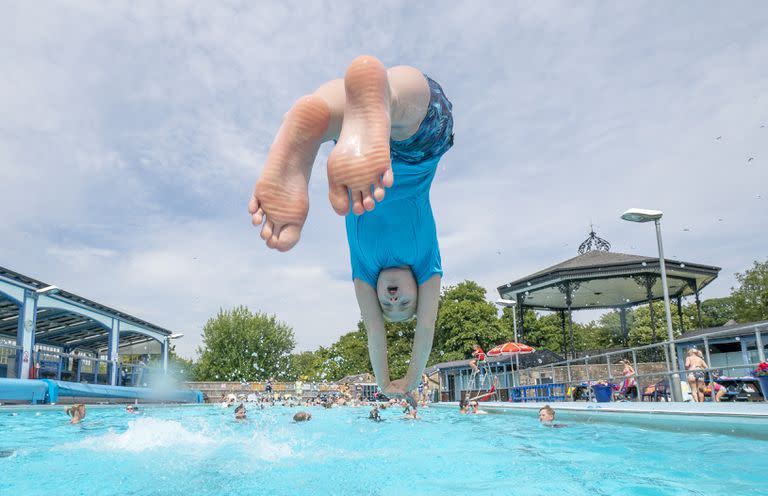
[
  {"x1": 495, "y1": 298, "x2": 521, "y2": 386},
  {"x1": 621, "y1": 208, "x2": 682, "y2": 402}
]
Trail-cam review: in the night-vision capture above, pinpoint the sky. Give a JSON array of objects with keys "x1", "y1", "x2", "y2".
[{"x1": 1, "y1": 2, "x2": 766, "y2": 359}]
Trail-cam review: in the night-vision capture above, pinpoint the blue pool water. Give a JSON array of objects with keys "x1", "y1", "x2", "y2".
[{"x1": 0, "y1": 404, "x2": 765, "y2": 495}]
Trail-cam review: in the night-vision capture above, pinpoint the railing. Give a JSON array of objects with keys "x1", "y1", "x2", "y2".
[
  {"x1": 0, "y1": 342, "x2": 155, "y2": 386},
  {"x1": 514, "y1": 323, "x2": 768, "y2": 403}
]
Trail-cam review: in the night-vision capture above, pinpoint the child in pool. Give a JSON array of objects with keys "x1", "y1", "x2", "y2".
[
  {"x1": 66, "y1": 403, "x2": 86, "y2": 424},
  {"x1": 249, "y1": 56, "x2": 453, "y2": 397},
  {"x1": 538, "y1": 405, "x2": 566, "y2": 428}
]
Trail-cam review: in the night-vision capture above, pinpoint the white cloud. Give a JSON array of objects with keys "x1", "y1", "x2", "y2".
[{"x1": 1, "y1": 2, "x2": 767, "y2": 359}]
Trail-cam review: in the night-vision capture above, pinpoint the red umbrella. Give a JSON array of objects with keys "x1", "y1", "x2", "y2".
[{"x1": 487, "y1": 342, "x2": 534, "y2": 356}]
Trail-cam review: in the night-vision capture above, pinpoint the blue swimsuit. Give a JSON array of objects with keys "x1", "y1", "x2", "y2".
[{"x1": 345, "y1": 76, "x2": 454, "y2": 287}]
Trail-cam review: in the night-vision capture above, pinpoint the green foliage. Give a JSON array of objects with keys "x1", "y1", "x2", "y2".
[
  {"x1": 288, "y1": 350, "x2": 326, "y2": 382},
  {"x1": 186, "y1": 260, "x2": 768, "y2": 380},
  {"x1": 731, "y1": 260, "x2": 768, "y2": 322},
  {"x1": 435, "y1": 281, "x2": 505, "y2": 359},
  {"x1": 195, "y1": 306, "x2": 295, "y2": 382}
]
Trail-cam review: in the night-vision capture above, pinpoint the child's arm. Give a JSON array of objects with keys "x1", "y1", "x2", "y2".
[
  {"x1": 398, "y1": 274, "x2": 441, "y2": 393},
  {"x1": 354, "y1": 279, "x2": 391, "y2": 390}
]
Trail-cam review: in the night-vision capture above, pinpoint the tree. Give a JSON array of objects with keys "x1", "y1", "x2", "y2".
[
  {"x1": 433, "y1": 281, "x2": 505, "y2": 361},
  {"x1": 287, "y1": 350, "x2": 326, "y2": 382},
  {"x1": 731, "y1": 259, "x2": 768, "y2": 322},
  {"x1": 195, "y1": 306, "x2": 295, "y2": 382}
]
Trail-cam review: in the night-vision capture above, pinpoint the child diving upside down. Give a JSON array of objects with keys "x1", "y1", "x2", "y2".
[{"x1": 249, "y1": 56, "x2": 453, "y2": 397}]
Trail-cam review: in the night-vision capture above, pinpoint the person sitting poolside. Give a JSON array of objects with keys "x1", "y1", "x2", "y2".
[
  {"x1": 234, "y1": 403, "x2": 247, "y2": 420},
  {"x1": 249, "y1": 56, "x2": 453, "y2": 399},
  {"x1": 538, "y1": 405, "x2": 565, "y2": 428},
  {"x1": 699, "y1": 382, "x2": 727, "y2": 402},
  {"x1": 66, "y1": 403, "x2": 86, "y2": 424}
]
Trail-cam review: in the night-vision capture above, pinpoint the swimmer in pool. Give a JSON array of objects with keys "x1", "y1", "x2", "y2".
[
  {"x1": 234, "y1": 403, "x2": 247, "y2": 420},
  {"x1": 66, "y1": 403, "x2": 86, "y2": 424},
  {"x1": 249, "y1": 56, "x2": 453, "y2": 398},
  {"x1": 538, "y1": 405, "x2": 565, "y2": 428},
  {"x1": 293, "y1": 411, "x2": 312, "y2": 422}
]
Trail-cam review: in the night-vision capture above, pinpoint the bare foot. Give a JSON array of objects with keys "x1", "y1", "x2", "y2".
[
  {"x1": 327, "y1": 56, "x2": 394, "y2": 216},
  {"x1": 249, "y1": 95, "x2": 329, "y2": 251}
]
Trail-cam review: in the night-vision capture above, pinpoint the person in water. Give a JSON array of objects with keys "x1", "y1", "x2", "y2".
[
  {"x1": 126, "y1": 404, "x2": 139, "y2": 414},
  {"x1": 458, "y1": 399, "x2": 469, "y2": 414},
  {"x1": 293, "y1": 411, "x2": 312, "y2": 422},
  {"x1": 249, "y1": 56, "x2": 453, "y2": 397},
  {"x1": 234, "y1": 403, "x2": 247, "y2": 420},
  {"x1": 469, "y1": 400, "x2": 487, "y2": 415},
  {"x1": 538, "y1": 405, "x2": 565, "y2": 428},
  {"x1": 369, "y1": 405, "x2": 382, "y2": 421},
  {"x1": 66, "y1": 403, "x2": 86, "y2": 424}
]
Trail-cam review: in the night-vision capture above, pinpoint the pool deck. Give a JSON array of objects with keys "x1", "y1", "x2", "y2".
[{"x1": 435, "y1": 401, "x2": 768, "y2": 439}]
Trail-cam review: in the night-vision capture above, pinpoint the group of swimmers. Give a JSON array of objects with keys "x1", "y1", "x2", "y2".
[{"x1": 64, "y1": 402, "x2": 139, "y2": 424}]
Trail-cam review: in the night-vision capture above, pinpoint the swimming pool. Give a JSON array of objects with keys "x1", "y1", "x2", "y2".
[{"x1": 1, "y1": 404, "x2": 765, "y2": 495}]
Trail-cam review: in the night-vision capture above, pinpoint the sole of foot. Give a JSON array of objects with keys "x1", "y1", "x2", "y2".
[
  {"x1": 327, "y1": 55, "x2": 394, "y2": 216},
  {"x1": 249, "y1": 95, "x2": 330, "y2": 251}
]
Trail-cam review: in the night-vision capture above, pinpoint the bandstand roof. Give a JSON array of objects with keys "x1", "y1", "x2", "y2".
[{"x1": 496, "y1": 233, "x2": 720, "y2": 312}]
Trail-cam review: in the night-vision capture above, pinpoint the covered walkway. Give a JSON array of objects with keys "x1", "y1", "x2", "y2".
[{"x1": 0, "y1": 265, "x2": 177, "y2": 386}]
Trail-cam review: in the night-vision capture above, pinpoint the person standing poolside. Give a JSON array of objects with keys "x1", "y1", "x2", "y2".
[
  {"x1": 249, "y1": 56, "x2": 453, "y2": 398},
  {"x1": 685, "y1": 349, "x2": 708, "y2": 402},
  {"x1": 618, "y1": 359, "x2": 637, "y2": 399}
]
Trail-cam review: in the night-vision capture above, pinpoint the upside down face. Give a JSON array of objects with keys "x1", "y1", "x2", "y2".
[{"x1": 376, "y1": 267, "x2": 418, "y2": 322}]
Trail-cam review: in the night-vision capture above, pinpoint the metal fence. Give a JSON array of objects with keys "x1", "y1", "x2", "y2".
[{"x1": 514, "y1": 323, "x2": 768, "y2": 402}]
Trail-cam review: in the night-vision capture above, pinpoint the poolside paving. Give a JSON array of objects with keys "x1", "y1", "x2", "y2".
[{"x1": 436, "y1": 401, "x2": 768, "y2": 439}]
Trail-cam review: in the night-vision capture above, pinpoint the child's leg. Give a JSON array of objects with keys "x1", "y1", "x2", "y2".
[
  {"x1": 249, "y1": 56, "x2": 431, "y2": 251},
  {"x1": 327, "y1": 58, "x2": 430, "y2": 215}
]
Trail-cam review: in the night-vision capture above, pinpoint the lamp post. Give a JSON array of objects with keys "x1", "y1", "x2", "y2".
[
  {"x1": 164, "y1": 333, "x2": 185, "y2": 375},
  {"x1": 495, "y1": 299, "x2": 521, "y2": 387},
  {"x1": 621, "y1": 208, "x2": 682, "y2": 402}
]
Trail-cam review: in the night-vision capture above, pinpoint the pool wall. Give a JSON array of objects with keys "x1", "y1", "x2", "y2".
[
  {"x1": 435, "y1": 401, "x2": 768, "y2": 439},
  {"x1": 0, "y1": 377, "x2": 203, "y2": 404}
]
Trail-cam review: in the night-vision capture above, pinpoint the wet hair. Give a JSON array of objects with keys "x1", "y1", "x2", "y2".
[
  {"x1": 539, "y1": 405, "x2": 555, "y2": 418},
  {"x1": 66, "y1": 404, "x2": 85, "y2": 418},
  {"x1": 234, "y1": 403, "x2": 246, "y2": 414}
]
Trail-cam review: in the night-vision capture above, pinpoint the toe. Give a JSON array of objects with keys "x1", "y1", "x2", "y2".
[
  {"x1": 251, "y1": 207, "x2": 264, "y2": 226},
  {"x1": 361, "y1": 188, "x2": 375, "y2": 211},
  {"x1": 372, "y1": 176, "x2": 385, "y2": 202},
  {"x1": 275, "y1": 224, "x2": 301, "y2": 252},
  {"x1": 329, "y1": 181, "x2": 350, "y2": 216},
  {"x1": 261, "y1": 220, "x2": 274, "y2": 241},
  {"x1": 351, "y1": 191, "x2": 365, "y2": 215},
  {"x1": 382, "y1": 167, "x2": 394, "y2": 188},
  {"x1": 248, "y1": 194, "x2": 258, "y2": 214}
]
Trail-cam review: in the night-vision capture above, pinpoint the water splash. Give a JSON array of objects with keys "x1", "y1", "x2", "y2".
[{"x1": 56, "y1": 418, "x2": 216, "y2": 453}]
